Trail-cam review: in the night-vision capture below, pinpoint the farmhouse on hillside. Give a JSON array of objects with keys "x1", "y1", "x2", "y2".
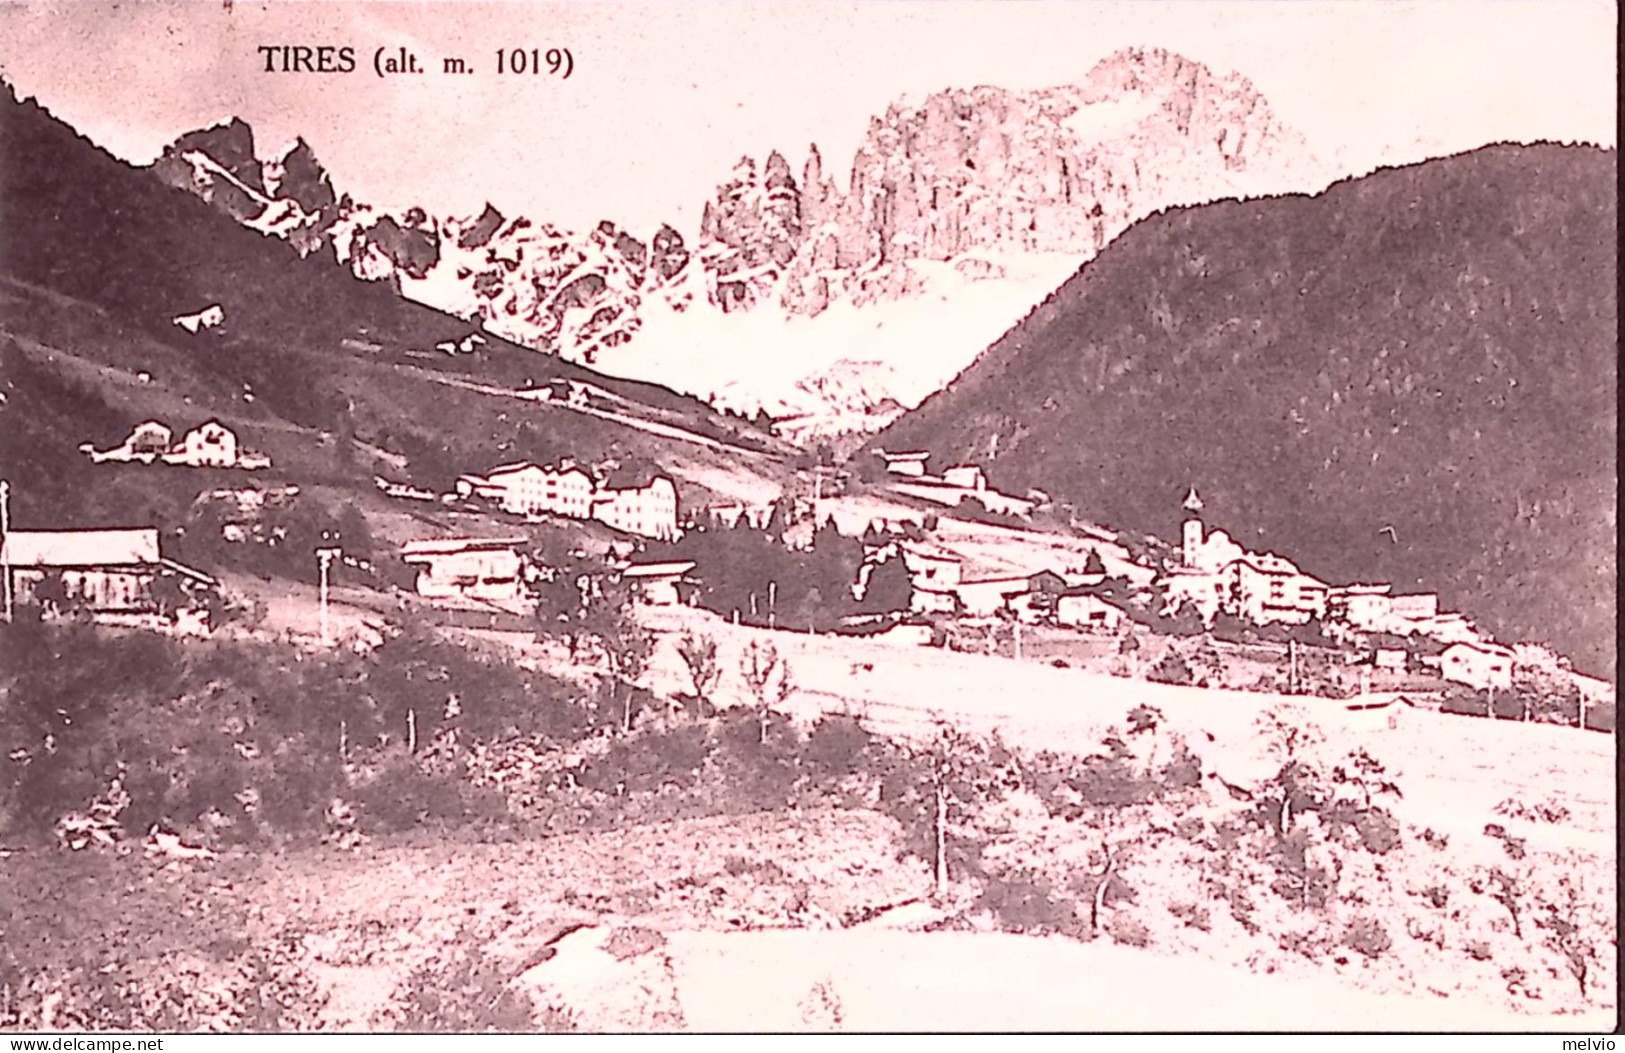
[
  {"x1": 620, "y1": 560, "x2": 697, "y2": 606},
  {"x1": 1, "y1": 527, "x2": 217, "y2": 629},
  {"x1": 941, "y1": 464, "x2": 987, "y2": 490},
  {"x1": 1055, "y1": 591, "x2": 1130, "y2": 632},
  {"x1": 82, "y1": 419, "x2": 271, "y2": 470},
  {"x1": 889, "y1": 541, "x2": 963, "y2": 614},
  {"x1": 957, "y1": 570, "x2": 1066, "y2": 620},
  {"x1": 399, "y1": 536, "x2": 531, "y2": 607},
  {"x1": 1439, "y1": 641, "x2": 1517, "y2": 690},
  {"x1": 881, "y1": 450, "x2": 932, "y2": 477},
  {"x1": 166, "y1": 419, "x2": 239, "y2": 467}
]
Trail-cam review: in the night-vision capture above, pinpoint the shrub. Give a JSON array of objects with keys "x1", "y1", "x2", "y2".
[
  {"x1": 1343, "y1": 917, "x2": 1392, "y2": 959},
  {"x1": 579, "y1": 723, "x2": 709, "y2": 796},
  {"x1": 1419, "y1": 885, "x2": 1450, "y2": 910},
  {"x1": 1353, "y1": 808, "x2": 1402, "y2": 855},
  {"x1": 1146, "y1": 651, "x2": 1195, "y2": 686},
  {"x1": 1440, "y1": 688, "x2": 1490, "y2": 718},
  {"x1": 1106, "y1": 913, "x2": 1152, "y2": 948},
  {"x1": 975, "y1": 872, "x2": 1078, "y2": 935},
  {"x1": 801, "y1": 714, "x2": 874, "y2": 787},
  {"x1": 390, "y1": 929, "x2": 548, "y2": 1033},
  {"x1": 1158, "y1": 735, "x2": 1204, "y2": 790},
  {"x1": 1167, "y1": 902, "x2": 1212, "y2": 932},
  {"x1": 352, "y1": 752, "x2": 512, "y2": 834}
]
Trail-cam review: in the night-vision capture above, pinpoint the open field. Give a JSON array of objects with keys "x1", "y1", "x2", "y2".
[
  {"x1": 664, "y1": 928, "x2": 1616, "y2": 1031},
  {"x1": 636, "y1": 607, "x2": 1616, "y2": 853}
]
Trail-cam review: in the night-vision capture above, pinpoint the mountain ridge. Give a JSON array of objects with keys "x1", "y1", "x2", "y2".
[{"x1": 145, "y1": 47, "x2": 1337, "y2": 434}]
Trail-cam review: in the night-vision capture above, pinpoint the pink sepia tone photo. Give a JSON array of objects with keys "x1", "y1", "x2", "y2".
[{"x1": 0, "y1": 0, "x2": 1615, "y2": 1035}]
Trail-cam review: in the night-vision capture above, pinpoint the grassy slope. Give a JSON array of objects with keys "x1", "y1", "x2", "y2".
[
  {"x1": 868, "y1": 144, "x2": 1617, "y2": 676},
  {"x1": 0, "y1": 84, "x2": 789, "y2": 530}
]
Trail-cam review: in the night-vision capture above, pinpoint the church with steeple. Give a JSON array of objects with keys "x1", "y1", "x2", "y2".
[{"x1": 1182, "y1": 486, "x2": 1205, "y2": 567}]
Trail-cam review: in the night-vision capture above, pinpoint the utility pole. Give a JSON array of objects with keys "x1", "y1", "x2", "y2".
[
  {"x1": 769, "y1": 580, "x2": 777, "y2": 630},
  {"x1": 316, "y1": 547, "x2": 340, "y2": 645},
  {"x1": 0, "y1": 480, "x2": 11, "y2": 624},
  {"x1": 1288, "y1": 638, "x2": 1299, "y2": 694}
]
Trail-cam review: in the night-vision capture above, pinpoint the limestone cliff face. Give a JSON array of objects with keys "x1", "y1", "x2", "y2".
[{"x1": 697, "y1": 47, "x2": 1323, "y2": 318}]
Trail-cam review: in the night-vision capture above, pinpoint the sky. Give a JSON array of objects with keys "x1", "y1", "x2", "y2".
[{"x1": 0, "y1": 0, "x2": 1616, "y2": 232}]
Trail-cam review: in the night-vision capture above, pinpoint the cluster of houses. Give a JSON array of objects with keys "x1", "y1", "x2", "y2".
[
  {"x1": 845, "y1": 483, "x2": 1568, "y2": 697},
  {"x1": 452, "y1": 460, "x2": 681, "y2": 541},
  {"x1": 395, "y1": 533, "x2": 695, "y2": 613},
  {"x1": 878, "y1": 450, "x2": 1038, "y2": 517},
  {"x1": 80, "y1": 419, "x2": 272, "y2": 471},
  {"x1": 856, "y1": 537, "x2": 1127, "y2": 631},
  {"x1": 1162, "y1": 489, "x2": 1527, "y2": 689}
]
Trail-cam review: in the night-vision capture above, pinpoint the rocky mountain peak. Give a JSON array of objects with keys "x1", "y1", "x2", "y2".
[
  {"x1": 694, "y1": 48, "x2": 1325, "y2": 321},
  {"x1": 274, "y1": 136, "x2": 337, "y2": 215},
  {"x1": 150, "y1": 116, "x2": 268, "y2": 221}
]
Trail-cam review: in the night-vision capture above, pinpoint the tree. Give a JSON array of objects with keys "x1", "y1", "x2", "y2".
[
  {"x1": 675, "y1": 632, "x2": 721, "y2": 719},
  {"x1": 530, "y1": 553, "x2": 608, "y2": 657},
  {"x1": 576, "y1": 577, "x2": 654, "y2": 734},
  {"x1": 1471, "y1": 865, "x2": 1526, "y2": 939},
  {"x1": 856, "y1": 555, "x2": 914, "y2": 616},
  {"x1": 532, "y1": 560, "x2": 652, "y2": 731},
  {"x1": 1532, "y1": 861, "x2": 1606, "y2": 1001},
  {"x1": 1253, "y1": 704, "x2": 1329, "y2": 837},
  {"x1": 922, "y1": 722, "x2": 1022, "y2": 900},
  {"x1": 1082, "y1": 548, "x2": 1107, "y2": 578},
  {"x1": 738, "y1": 640, "x2": 794, "y2": 745}
]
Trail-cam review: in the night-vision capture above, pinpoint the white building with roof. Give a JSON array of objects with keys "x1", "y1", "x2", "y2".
[
  {"x1": 1, "y1": 527, "x2": 216, "y2": 624},
  {"x1": 399, "y1": 536, "x2": 531, "y2": 607},
  {"x1": 941, "y1": 465, "x2": 987, "y2": 490},
  {"x1": 877, "y1": 540, "x2": 962, "y2": 614},
  {"x1": 1440, "y1": 641, "x2": 1517, "y2": 690},
  {"x1": 621, "y1": 560, "x2": 696, "y2": 606},
  {"x1": 1222, "y1": 555, "x2": 1330, "y2": 625},
  {"x1": 882, "y1": 451, "x2": 931, "y2": 477},
  {"x1": 1329, "y1": 583, "x2": 1395, "y2": 630},
  {"x1": 460, "y1": 462, "x2": 596, "y2": 519},
  {"x1": 591, "y1": 476, "x2": 680, "y2": 540},
  {"x1": 164, "y1": 420, "x2": 239, "y2": 468},
  {"x1": 1056, "y1": 592, "x2": 1129, "y2": 632}
]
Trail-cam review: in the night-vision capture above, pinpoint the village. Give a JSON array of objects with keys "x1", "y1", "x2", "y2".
[{"x1": 1, "y1": 421, "x2": 1612, "y2": 731}]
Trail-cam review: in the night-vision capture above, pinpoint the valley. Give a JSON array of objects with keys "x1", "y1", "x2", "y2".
[{"x1": 0, "y1": 15, "x2": 1616, "y2": 1036}]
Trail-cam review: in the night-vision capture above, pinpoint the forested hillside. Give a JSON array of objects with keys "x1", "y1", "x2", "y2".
[{"x1": 870, "y1": 143, "x2": 1617, "y2": 675}]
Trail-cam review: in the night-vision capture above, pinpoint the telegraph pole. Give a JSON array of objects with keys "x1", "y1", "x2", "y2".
[
  {"x1": 0, "y1": 480, "x2": 11, "y2": 624},
  {"x1": 317, "y1": 547, "x2": 340, "y2": 644}
]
